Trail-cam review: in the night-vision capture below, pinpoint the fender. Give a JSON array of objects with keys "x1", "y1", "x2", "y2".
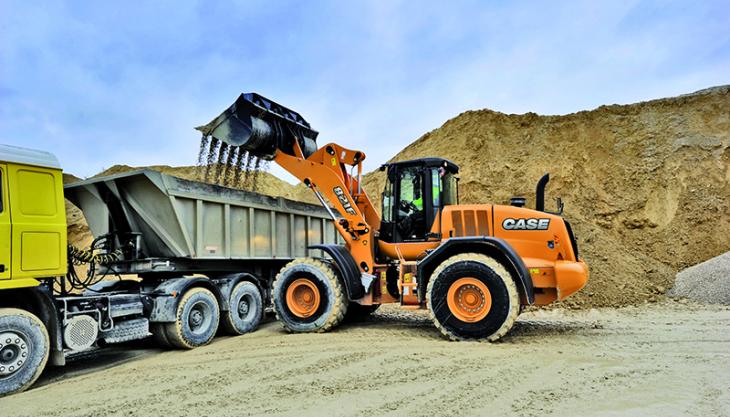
[
  {"x1": 149, "y1": 277, "x2": 224, "y2": 322},
  {"x1": 416, "y1": 237, "x2": 535, "y2": 304},
  {"x1": 309, "y1": 244, "x2": 365, "y2": 300},
  {"x1": 211, "y1": 273, "x2": 262, "y2": 311}
]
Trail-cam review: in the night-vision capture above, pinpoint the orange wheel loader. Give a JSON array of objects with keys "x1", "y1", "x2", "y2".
[{"x1": 197, "y1": 93, "x2": 589, "y2": 341}]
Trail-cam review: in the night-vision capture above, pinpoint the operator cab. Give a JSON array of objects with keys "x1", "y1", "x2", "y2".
[{"x1": 379, "y1": 158, "x2": 459, "y2": 243}]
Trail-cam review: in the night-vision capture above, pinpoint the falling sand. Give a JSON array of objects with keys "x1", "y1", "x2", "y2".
[{"x1": 196, "y1": 134, "x2": 268, "y2": 190}]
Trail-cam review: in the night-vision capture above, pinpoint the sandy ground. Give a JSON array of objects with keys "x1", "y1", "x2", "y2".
[{"x1": 1, "y1": 301, "x2": 729, "y2": 417}]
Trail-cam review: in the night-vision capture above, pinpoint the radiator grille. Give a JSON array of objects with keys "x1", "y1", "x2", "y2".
[{"x1": 451, "y1": 209, "x2": 489, "y2": 236}]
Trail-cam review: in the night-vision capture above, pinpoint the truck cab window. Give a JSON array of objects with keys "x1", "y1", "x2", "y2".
[{"x1": 0, "y1": 169, "x2": 3, "y2": 212}]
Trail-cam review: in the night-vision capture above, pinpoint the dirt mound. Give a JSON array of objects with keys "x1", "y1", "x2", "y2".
[
  {"x1": 669, "y1": 251, "x2": 730, "y2": 305},
  {"x1": 362, "y1": 85, "x2": 730, "y2": 308},
  {"x1": 65, "y1": 164, "x2": 303, "y2": 248},
  {"x1": 94, "y1": 164, "x2": 300, "y2": 199}
]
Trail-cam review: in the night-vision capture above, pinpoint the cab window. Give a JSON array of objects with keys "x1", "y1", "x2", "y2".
[
  {"x1": 0, "y1": 168, "x2": 4, "y2": 212},
  {"x1": 382, "y1": 178, "x2": 393, "y2": 223},
  {"x1": 431, "y1": 169, "x2": 441, "y2": 207},
  {"x1": 398, "y1": 168, "x2": 423, "y2": 214},
  {"x1": 442, "y1": 172, "x2": 458, "y2": 206}
]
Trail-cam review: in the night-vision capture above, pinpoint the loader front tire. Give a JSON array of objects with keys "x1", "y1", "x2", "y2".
[
  {"x1": 273, "y1": 258, "x2": 348, "y2": 333},
  {"x1": 427, "y1": 253, "x2": 519, "y2": 342},
  {"x1": 0, "y1": 308, "x2": 50, "y2": 397},
  {"x1": 164, "y1": 287, "x2": 220, "y2": 349}
]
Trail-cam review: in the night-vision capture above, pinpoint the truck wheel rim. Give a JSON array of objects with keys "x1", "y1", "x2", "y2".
[
  {"x1": 447, "y1": 278, "x2": 491, "y2": 323},
  {"x1": 188, "y1": 301, "x2": 213, "y2": 334},
  {"x1": 237, "y1": 297, "x2": 250, "y2": 317},
  {"x1": 0, "y1": 331, "x2": 30, "y2": 377},
  {"x1": 286, "y1": 278, "x2": 321, "y2": 318}
]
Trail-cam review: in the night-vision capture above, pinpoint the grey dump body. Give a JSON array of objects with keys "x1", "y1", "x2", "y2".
[{"x1": 64, "y1": 169, "x2": 338, "y2": 275}]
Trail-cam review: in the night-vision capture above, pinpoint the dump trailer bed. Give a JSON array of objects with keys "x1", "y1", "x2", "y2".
[{"x1": 64, "y1": 169, "x2": 339, "y2": 277}]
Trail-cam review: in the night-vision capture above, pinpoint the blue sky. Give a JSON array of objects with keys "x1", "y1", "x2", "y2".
[{"x1": 1, "y1": 1, "x2": 728, "y2": 180}]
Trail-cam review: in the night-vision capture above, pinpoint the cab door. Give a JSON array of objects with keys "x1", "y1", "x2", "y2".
[{"x1": 0, "y1": 163, "x2": 11, "y2": 279}]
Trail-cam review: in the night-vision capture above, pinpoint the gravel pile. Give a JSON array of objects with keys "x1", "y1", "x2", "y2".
[{"x1": 668, "y1": 251, "x2": 730, "y2": 305}]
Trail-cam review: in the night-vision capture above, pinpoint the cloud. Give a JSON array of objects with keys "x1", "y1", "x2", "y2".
[{"x1": 1, "y1": 0, "x2": 728, "y2": 179}]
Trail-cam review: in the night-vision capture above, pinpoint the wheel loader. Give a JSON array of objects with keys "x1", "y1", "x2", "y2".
[{"x1": 197, "y1": 93, "x2": 589, "y2": 340}]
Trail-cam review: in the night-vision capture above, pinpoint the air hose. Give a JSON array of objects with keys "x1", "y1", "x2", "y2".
[{"x1": 63, "y1": 235, "x2": 123, "y2": 293}]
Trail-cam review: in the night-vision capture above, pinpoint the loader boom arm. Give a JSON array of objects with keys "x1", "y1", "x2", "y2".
[{"x1": 275, "y1": 140, "x2": 380, "y2": 273}]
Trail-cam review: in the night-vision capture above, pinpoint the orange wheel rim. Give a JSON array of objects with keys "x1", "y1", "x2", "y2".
[
  {"x1": 286, "y1": 278, "x2": 321, "y2": 318},
  {"x1": 447, "y1": 277, "x2": 491, "y2": 322}
]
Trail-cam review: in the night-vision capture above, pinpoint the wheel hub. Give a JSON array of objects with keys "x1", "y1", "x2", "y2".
[
  {"x1": 238, "y1": 299, "x2": 250, "y2": 316},
  {"x1": 0, "y1": 331, "x2": 30, "y2": 376},
  {"x1": 286, "y1": 278, "x2": 321, "y2": 318},
  {"x1": 446, "y1": 278, "x2": 492, "y2": 323}
]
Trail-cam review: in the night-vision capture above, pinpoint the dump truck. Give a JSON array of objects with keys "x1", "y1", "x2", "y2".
[
  {"x1": 197, "y1": 93, "x2": 589, "y2": 339},
  {"x1": 0, "y1": 146, "x2": 338, "y2": 396}
]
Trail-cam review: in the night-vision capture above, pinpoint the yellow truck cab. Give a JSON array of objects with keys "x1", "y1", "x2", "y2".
[{"x1": 0, "y1": 145, "x2": 68, "y2": 289}]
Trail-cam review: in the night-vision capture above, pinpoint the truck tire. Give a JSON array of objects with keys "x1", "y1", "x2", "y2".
[
  {"x1": 344, "y1": 303, "x2": 380, "y2": 323},
  {"x1": 0, "y1": 308, "x2": 50, "y2": 397},
  {"x1": 163, "y1": 287, "x2": 220, "y2": 349},
  {"x1": 272, "y1": 258, "x2": 348, "y2": 333},
  {"x1": 427, "y1": 253, "x2": 519, "y2": 342},
  {"x1": 221, "y1": 281, "x2": 263, "y2": 335}
]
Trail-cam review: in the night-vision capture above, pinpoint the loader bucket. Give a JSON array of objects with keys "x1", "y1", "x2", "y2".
[{"x1": 196, "y1": 93, "x2": 319, "y2": 160}]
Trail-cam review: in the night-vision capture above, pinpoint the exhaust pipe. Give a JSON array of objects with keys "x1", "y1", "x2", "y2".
[
  {"x1": 535, "y1": 173, "x2": 549, "y2": 212},
  {"x1": 196, "y1": 93, "x2": 319, "y2": 160}
]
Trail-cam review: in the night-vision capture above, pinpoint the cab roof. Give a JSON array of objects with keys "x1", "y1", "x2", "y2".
[
  {"x1": 381, "y1": 157, "x2": 459, "y2": 174},
  {"x1": 0, "y1": 144, "x2": 62, "y2": 170}
]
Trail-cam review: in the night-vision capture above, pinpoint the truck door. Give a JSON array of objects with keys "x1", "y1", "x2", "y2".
[{"x1": 0, "y1": 164, "x2": 10, "y2": 279}]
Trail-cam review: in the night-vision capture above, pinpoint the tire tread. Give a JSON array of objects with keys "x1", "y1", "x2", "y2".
[{"x1": 426, "y1": 253, "x2": 519, "y2": 342}]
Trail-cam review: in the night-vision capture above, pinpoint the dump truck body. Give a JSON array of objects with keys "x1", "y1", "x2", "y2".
[{"x1": 64, "y1": 169, "x2": 339, "y2": 276}]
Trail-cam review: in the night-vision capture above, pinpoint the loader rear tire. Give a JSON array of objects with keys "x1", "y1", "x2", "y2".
[
  {"x1": 427, "y1": 253, "x2": 519, "y2": 342},
  {"x1": 163, "y1": 287, "x2": 220, "y2": 349},
  {"x1": 221, "y1": 281, "x2": 263, "y2": 335},
  {"x1": 272, "y1": 258, "x2": 348, "y2": 333},
  {"x1": 0, "y1": 308, "x2": 50, "y2": 397}
]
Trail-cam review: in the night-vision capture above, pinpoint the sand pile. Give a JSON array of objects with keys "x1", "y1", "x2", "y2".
[
  {"x1": 668, "y1": 251, "x2": 730, "y2": 305},
  {"x1": 362, "y1": 85, "x2": 730, "y2": 308}
]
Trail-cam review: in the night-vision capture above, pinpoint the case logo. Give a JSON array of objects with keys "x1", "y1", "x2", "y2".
[{"x1": 502, "y1": 218, "x2": 551, "y2": 230}]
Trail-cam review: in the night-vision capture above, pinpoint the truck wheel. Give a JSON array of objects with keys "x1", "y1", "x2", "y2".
[
  {"x1": 272, "y1": 258, "x2": 348, "y2": 333},
  {"x1": 427, "y1": 253, "x2": 519, "y2": 342},
  {"x1": 163, "y1": 288, "x2": 220, "y2": 349},
  {"x1": 344, "y1": 303, "x2": 380, "y2": 322},
  {"x1": 0, "y1": 308, "x2": 50, "y2": 397},
  {"x1": 221, "y1": 281, "x2": 263, "y2": 335}
]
